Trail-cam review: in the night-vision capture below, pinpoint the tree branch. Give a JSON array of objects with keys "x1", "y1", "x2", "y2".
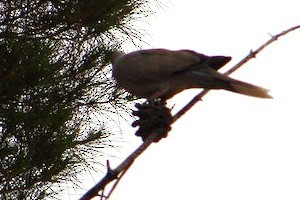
[
  {"x1": 80, "y1": 24, "x2": 300, "y2": 200},
  {"x1": 79, "y1": 130, "x2": 162, "y2": 200},
  {"x1": 172, "y1": 25, "x2": 300, "y2": 122}
]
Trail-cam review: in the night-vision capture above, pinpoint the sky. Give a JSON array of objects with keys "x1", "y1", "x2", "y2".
[{"x1": 64, "y1": 0, "x2": 300, "y2": 199}]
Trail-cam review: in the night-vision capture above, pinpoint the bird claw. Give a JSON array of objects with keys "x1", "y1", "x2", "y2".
[{"x1": 147, "y1": 98, "x2": 165, "y2": 107}]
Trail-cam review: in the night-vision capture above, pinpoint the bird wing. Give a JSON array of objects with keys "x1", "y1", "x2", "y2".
[{"x1": 114, "y1": 49, "x2": 202, "y2": 82}]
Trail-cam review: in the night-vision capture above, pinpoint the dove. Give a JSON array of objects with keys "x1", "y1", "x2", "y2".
[{"x1": 112, "y1": 49, "x2": 272, "y2": 100}]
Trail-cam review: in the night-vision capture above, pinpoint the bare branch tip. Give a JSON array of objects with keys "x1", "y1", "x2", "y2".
[
  {"x1": 106, "y1": 160, "x2": 111, "y2": 172},
  {"x1": 268, "y1": 32, "x2": 277, "y2": 39},
  {"x1": 249, "y1": 49, "x2": 257, "y2": 58}
]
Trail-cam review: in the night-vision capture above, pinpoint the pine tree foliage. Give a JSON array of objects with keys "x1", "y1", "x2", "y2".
[{"x1": 0, "y1": 0, "x2": 152, "y2": 199}]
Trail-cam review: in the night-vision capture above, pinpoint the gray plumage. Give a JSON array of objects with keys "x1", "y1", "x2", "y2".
[{"x1": 112, "y1": 48, "x2": 272, "y2": 100}]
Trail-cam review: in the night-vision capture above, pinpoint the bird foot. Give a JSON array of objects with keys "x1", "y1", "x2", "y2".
[{"x1": 147, "y1": 98, "x2": 165, "y2": 107}]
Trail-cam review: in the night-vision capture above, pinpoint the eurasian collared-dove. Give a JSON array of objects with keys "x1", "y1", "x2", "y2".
[{"x1": 112, "y1": 49, "x2": 272, "y2": 100}]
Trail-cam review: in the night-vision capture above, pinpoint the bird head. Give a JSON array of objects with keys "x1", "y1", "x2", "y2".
[{"x1": 111, "y1": 51, "x2": 125, "y2": 65}]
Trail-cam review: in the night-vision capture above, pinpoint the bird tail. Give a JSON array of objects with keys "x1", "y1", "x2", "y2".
[
  {"x1": 193, "y1": 68, "x2": 272, "y2": 98},
  {"x1": 226, "y1": 79, "x2": 272, "y2": 98}
]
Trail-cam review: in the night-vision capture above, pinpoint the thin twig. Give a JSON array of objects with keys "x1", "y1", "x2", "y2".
[
  {"x1": 105, "y1": 166, "x2": 130, "y2": 199},
  {"x1": 172, "y1": 25, "x2": 300, "y2": 122},
  {"x1": 80, "y1": 25, "x2": 300, "y2": 200},
  {"x1": 79, "y1": 130, "x2": 160, "y2": 200}
]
